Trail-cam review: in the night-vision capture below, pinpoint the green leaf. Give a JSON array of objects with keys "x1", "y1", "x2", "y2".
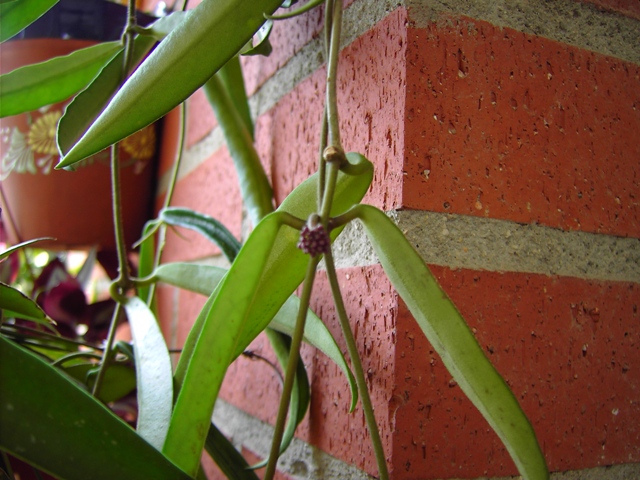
[
  {"x1": 57, "y1": 36, "x2": 156, "y2": 158},
  {"x1": 0, "y1": 0, "x2": 58, "y2": 43},
  {"x1": 136, "y1": 10, "x2": 191, "y2": 42},
  {"x1": 123, "y1": 296, "x2": 173, "y2": 452},
  {"x1": 239, "y1": 20, "x2": 273, "y2": 57},
  {"x1": 163, "y1": 212, "x2": 285, "y2": 475},
  {"x1": 203, "y1": 74, "x2": 273, "y2": 227},
  {"x1": 0, "y1": 41, "x2": 122, "y2": 118},
  {"x1": 57, "y1": 0, "x2": 286, "y2": 169},
  {"x1": 164, "y1": 153, "x2": 372, "y2": 475},
  {"x1": 153, "y1": 262, "x2": 226, "y2": 296},
  {"x1": 353, "y1": 204, "x2": 549, "y2": 480},
  {"x1": 159, "y1": 207, "x2": 241, "y2": 263},
  {"x1": 154, "y1": 261, "x2": 357, "y2": 409},
  {"x1": 0, "y1": 282, "x2": 49, "y2": 324},
  {"x1": 137, "y1": 220, "x2": 160, "y2": 305},
  {"x1": 65, "y1": 363, "x2": 136, "y2": 404},
  {"x1": 217, "y1": 56, "x2": 254, "y2": 139},
  {"x1": 204, "y1": 422, "x2": 259, "y2": 480},
  {"x1": 266, "y1": 0, "x2": 323, "y2": 20},
  {"x1": 0, "y1": 237, "x2": 54, "y2": 260},
  {"x1": 0, "y1": 336, "x2": 192, "y2": 480}
]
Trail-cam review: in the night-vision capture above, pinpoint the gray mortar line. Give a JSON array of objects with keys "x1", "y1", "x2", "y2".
[
  {"x1": 407, "y1": 0, "x2": 640, "y2": 65},
  {"x1": 212, "y1": 399, "x2": 376, "y2": 480},
  {"x1": 251, "y1": 0, "x2": 640, "y2": 122},
  {"x1": 158, "y1": 0, "x2": 639, "y2": 192},
  {"x1": 435, "y1": 463, "x2": 640, "y2": 480},
  {"x1": 213, "y1": 398, "x2": 640, "y2": 479},
  {"x1": 328, "y1": 210, "x2": 640, "y2": 283}
]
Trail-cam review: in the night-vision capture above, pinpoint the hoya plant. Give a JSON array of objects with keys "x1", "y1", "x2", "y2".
[{"x1": 0, "y1": 0, "x2": 549, "y2": 479}]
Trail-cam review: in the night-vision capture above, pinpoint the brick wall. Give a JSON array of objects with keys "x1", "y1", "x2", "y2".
[{"x1": 145, "y1": 1, "x2": 640, "y2": 478}]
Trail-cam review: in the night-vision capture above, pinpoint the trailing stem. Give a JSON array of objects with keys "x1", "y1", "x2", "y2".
[
  {"x1": 263, "y1": 257, "x2": 320, "y2": 480},
  {"x1": 93, "y1": 0, "x2": 139, "y2": 397},
  {"x1": 324, "y1": 248, "x2": 389, "y2": 479},
  {"x1": 266, "y1": 0, "x2": 391, "y2": 477}
]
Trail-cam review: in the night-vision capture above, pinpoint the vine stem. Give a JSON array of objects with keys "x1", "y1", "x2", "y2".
[
  {"x1": 93, "y1": 0, "x2": 139, "y2": 397},
  {"x1": 145, "y1": 102, "x2": 187, "y2": 305},
  {"x1": 324, "y1": 248, "x2": 389, "y2": 479},
  {"x1": 92, "y1": 301, "x2": 123, "y2": 397},
  {"x1": 325, "y1": 0, "x2": 343, "y2": 149},
  {"x1": 264, "y1": 256, "x2": 320, "y2": 480}
]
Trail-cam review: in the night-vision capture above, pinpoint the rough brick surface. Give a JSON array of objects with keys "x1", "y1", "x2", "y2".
[
  {"x1": 186, "y1": 88, "x2": 218, "y2": 148},
  {"x1": 256, "y1": 8, "x2": 407, "y2": 211},
  {"x1": 404, "y1": 18, "x2": 640, "y2": 238},
  {"x1": 580, "y1": 0, "x2": 640, "y2": 20},
  {"x1": 394, "y1": 266, "x2": 640, "y2": 478},
  {"x1": 150, "y1": 3, "x2": 640, "y2": 479}
]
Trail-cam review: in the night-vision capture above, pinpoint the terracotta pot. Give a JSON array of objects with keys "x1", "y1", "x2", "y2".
[{"x1": 0, "y1": 38, "x2": 159, "y2": 250}]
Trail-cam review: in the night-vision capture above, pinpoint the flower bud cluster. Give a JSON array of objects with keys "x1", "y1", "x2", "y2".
[{"x1": 297, "y1": 220, "x2": 330, "y2": 256}]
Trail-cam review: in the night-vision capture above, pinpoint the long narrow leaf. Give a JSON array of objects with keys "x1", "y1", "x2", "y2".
[
  {"x1": 56, "y1": 11, "x2": 191, "y2": 158},
  {"x1": 0, "y1": 42, "x2": 122, "y2": 117},
  {"x1": 163, "y1": 211, "x2": 286, "y2": 475},
  {"x1": 354, "y1": 204, "x2": 549, "y2": 480},
  {"x1": 217, "y1": 56, "x2": 254, "y2": 139},
  {"x1": 0, "y1": 336, "x2": 192, "y2": 480},
  {"x1": 159, "y1": 208, "x2": 241, "y2": 263},
  {"x1": 153, "y1": 261, "x2": 357, "y2": 409},
  {"x1": 204, "y1": 422, "x2": 259, "y2": 480},
  {"x1": 123, "y1": 296, "x2": 173, "y2": 452},
  {"x1": 164, "y1": 154, "x2": 372, "y2": 475},
  {"x1": 204, "y1": 74, "x2": 273, "y2": 227},
  {"x1": 0, "y1": 237, "x2": 54, "y2": 260},
  {"x1": 57, "y1": 37, "x2": 156, "y2": 157},
  {"x1": 0, "y1": 0, "x2": 58, "y2": 43},
  {"x1": 57, "y1": 0, "x2": 285, "y2": 169}
]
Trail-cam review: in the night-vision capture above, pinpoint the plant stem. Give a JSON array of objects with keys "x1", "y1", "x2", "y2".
[
  {"x1": 319, "y1": 159, "x2": 341, "y2": 223},
  {"x1": 96, "y1": 0, "x2": 139, "y2": 396},
  {"x1": 317, "y1": 106, "x2": 328, "y2": 210},
  {"x1": 0, "y1": 324, "x2": 103, "y2": 350},
  {"x1": 92, "y1": 302, "x2": 123, "y2": 397},
  {"x1": 324, "y1": 248, "x2": 389, "y2": 479},
  {"x1": 325, "y1": 0, "x2": 343, "y2": 149},
  {"x1": 264, "y1": 256, "x2": 320, "y2": 480},
  {"x1": 121, "y1": 0, "x2": 138, "y2": 75},
  {"x1": 110, "y1": 146, "x2": 131, "y2": 289},
  {"x1": 146, "y1": 102, "x2": 187, "y2": 305}
]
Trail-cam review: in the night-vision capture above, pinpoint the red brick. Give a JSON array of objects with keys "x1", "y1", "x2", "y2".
[
  {"x1": 404, "y1": 18, "x2": 640, "y2": 237},
  {"x1": 256, "y1": 8, "x2": 408, "y2": 212},
  {"x1": 156, "y1": 107, "x2": 183, "y2": 178},
  {"x1": 241, "y1": 0, "x2": 360, "y2": 96},
  {"x1": 579, "y1": 0, "x2": 640, "y2": 19},
  {"x1": 394, "y1": 266, "x2": 640, "y2": 478},
  {"x1": 186, "y1": 88, "x2": 218, "y2": 148}
]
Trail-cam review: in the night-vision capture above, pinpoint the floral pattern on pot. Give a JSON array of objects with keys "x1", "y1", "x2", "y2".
[{"x1": 0, "y1": 104, "x2": 156, "y2": 180}]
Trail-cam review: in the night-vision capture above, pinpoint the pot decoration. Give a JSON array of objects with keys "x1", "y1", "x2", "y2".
[{"x1": 0, "y1": 0, "x2": 160, "y2": 250}]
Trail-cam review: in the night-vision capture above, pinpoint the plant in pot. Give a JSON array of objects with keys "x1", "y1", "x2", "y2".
[
  {"x1": 0, "y1": 1, "x2": 550, "y2": 479},
  {"x1": 0, "y1": 0, "x2": 164, "y2": 251}
]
